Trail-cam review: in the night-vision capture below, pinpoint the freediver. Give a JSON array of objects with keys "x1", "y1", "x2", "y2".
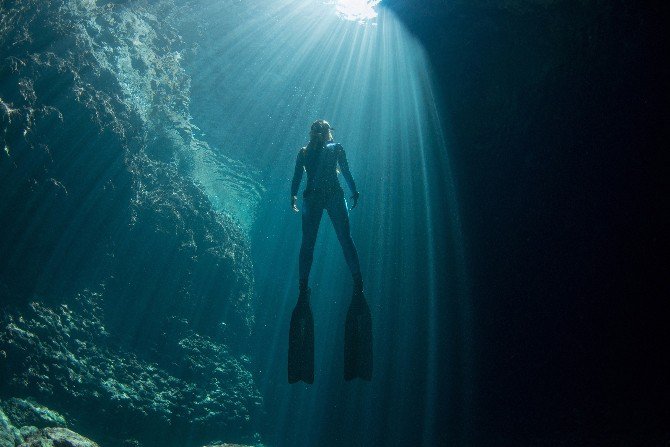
[{"x1": 288, "y1": 119, "x2": 372, "y2": 383}]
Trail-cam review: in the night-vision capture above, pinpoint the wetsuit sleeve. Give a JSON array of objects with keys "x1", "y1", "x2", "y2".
[
  {"x1": 337, "y1": 144, "x2": 358, "y2": 194},
  {"x1": 290, "y1": 149, "x2": 305, "y2": 197}
]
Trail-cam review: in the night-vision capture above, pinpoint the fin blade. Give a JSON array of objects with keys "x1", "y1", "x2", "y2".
[
  {"x1": 289, "y1": 300, "x2": 314, "y2": 384},
  {"x1": 344, "y1": 293, "x2": 373, "y2": 381}
]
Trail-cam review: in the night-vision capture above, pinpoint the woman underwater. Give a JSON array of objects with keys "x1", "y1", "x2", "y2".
[{"x1": 288, "y1": 119, "x2": 372, "y2": 383}]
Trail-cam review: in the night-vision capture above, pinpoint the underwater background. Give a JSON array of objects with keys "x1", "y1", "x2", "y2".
[{"x1": 1, "y1": 0, "x2": 666, "y2": 446}]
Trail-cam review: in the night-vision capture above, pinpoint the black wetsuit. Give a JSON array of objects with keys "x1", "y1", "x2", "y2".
[{"x1": 291, "y1": 141, "x2": 361, "y2": 285}]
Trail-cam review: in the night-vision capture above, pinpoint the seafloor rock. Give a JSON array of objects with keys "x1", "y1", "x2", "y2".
[
  {"x1": 0, "y1": 398, "x2": 67, "y2": 430},
  {"x1": 1, "y1": 400, "x2": 103, "y2": 447},
  {"x1": 0, "y1": 290, "x2": 261, "y2": 447},
  {"x1": 0, "y1": 408, "x2": 22, "y2": 447},
  {"x1": 18, "y1": 427, "x2": 99, "y2": 447},
  {"x1": 18, "y1": 427, "x2": 39, "y2": 440}
]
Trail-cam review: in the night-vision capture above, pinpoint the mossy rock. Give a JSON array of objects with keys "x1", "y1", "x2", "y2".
[
  {"x1": 19, "y1": 427, "x2": 98, "y2": 447},
  {"x1": 0, "y1": 408, "x2": 24, "y2": 447},
  {"x1": 0, "y1": 398, "x2": 67, "y2": 430}
]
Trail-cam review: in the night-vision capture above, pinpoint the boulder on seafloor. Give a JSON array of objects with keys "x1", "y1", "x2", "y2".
[
  {"x1": 18, "y1": 427, "x2": 39, "y2": 439},
  {"x1": 18, "y1": 427, "x2": 98, "y2": 447},
  {"x1": 0, "y1": 398, "x2": 67, "y2": 429},
  {"x1": 0, "y1": 408, "x2": 22, "y2": 447}
]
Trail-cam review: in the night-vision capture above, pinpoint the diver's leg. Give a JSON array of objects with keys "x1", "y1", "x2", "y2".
[
  {"x1": 327, "y1": 191, "x2": 362, "y2": 291},
  {"x1": 299, "y1": 197, "x2": 324, "y2": 291}
]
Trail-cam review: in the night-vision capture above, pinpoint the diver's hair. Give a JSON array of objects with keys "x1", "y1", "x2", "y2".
[
  {"x1": 307, "y1": 133, "x2": 331, "y2": 151},
  {"x1": 307, "y1": 120, "x2": 333, "y2": 150}
]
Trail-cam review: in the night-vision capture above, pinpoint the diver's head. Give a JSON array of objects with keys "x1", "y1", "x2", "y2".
[{"x1": 309, "y1": 119, "x2": 333, "y2": 143}]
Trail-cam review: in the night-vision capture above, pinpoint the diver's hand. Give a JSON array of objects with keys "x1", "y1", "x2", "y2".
[
  {"x1": 350, "y1": 191, "x2": 360, "y2": 210},
  {"x1": 291, "y1": 195, "x2": 299, "y2": 213}
]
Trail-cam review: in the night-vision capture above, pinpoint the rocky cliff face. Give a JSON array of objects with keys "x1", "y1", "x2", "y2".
[
  {"x1": 1, "y1": 398, "x2": 259, "y2": 447},
  {"x1": 1, "y1": 1, "x2": 262, "y2": 446}
]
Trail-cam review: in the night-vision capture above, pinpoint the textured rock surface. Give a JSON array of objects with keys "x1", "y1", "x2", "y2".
[
  {"x1": 0, "y1": 1, "x2": 262, "y2": 446},
  {"x1": 0, "y1": 408, "x2": 22, "y2": 447},
  {"x1": 18, "y1": 427, "x2": 38, "y2": 441},
  {"x1": 0, "y1": 291, "x2": 262, "y2": 447},
  {"x1": 19, "y1": 427, "x2": 99, "y2": 447},
  {"x1": 0, "y1": 399, "x2": 67, "y2": 430},
  {"x1": 1, "y1": 401, "x2": 105, "y2": 447},
  {"x1": 0, "y1": 0, "x2": 257, "y2": 340}
]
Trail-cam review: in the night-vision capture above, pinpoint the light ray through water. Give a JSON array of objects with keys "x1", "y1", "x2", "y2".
[{"x1": 171, "y1": 0, "x2": 471, "y2": 444}]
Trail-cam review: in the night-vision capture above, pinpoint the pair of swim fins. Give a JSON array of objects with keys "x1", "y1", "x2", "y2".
[{"x1": 288, "y1": 288, "x2": 372, "y2": 383}]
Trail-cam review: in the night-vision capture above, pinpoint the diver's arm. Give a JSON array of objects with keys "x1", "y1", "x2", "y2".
[
  {"x1": 290, "y1": 149, "x2": 305, "y2": 211},
  {"x1": 337, "y1": 145, "x2": 358, "y2": 194},
  {"x1": 337, "y1": 144, "x2": 360, "y2": 208}
]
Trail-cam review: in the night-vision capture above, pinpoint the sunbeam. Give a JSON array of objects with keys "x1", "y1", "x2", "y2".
[{"x1": 171, "y1": 0, "x2": 470, "y2": 444}]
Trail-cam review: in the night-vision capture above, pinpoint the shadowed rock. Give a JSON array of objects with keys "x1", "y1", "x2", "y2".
[
  {"x1": 0, "y1": 398, "x2": 67, "y2": 430},
  {"x1": 0, "y1": 291, "x2": 261, "y2": 447},
  {"x1": 0, "y1": 1, "x2": 262, "y2": 446},
  {"x1": 19, "y1": 428, "x2": 99, "y2": 447},
  {"x1": 0, "y1": 408, "x2": 23, "y2": 447}
]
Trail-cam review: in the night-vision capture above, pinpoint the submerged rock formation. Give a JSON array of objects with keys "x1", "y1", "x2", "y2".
[
  {"x1": 18, "y1": 428, "x2": 99, "y2": 447},
  {"x1": 1, "y1": 397, "x2": 261, "y2": 447},
  {"x1": 1, "y1": 402, "x2": 95, "y2": 447},
  {"x1": 1, "y1": 1, "x2": 263, "y2": 446},
  {"x1": 0, "y1": 408, "x2": 22, "y2": 447},
  {"x1": 0, "y1": 399, "x2": 67, "y2": 430},
  {"x1": 0, "y1": 291, "x2": 261, "y2": 446},
  {"x1": 0, "y1": 0, "x2": 258, "y2": 338}
]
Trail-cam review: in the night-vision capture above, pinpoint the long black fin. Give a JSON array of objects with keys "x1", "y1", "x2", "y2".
[
  {"x1": 288, "y1": 290, "x2": 314, "y2": 384},
  {"x1": 344, "y1": 292, "x2": 372, "y2": 381}
]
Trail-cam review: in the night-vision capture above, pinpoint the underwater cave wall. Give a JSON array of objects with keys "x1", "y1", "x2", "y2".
[{"x1": 1, "y1": 1, "x2": 262, "y2": 446}]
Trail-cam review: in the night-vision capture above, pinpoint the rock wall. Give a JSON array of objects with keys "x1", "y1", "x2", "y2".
[
  {"x1": 0, "y1": 291, "x2": 262, "y2": 446},
  {"x1": 1, "y1": 398, "x2": 260, "y2": 447},
  {"x1": 1, "y1": 1, "x2": 263, "y2": 445}
]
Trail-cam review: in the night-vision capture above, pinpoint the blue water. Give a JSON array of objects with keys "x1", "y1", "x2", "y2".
[
  {"x1": 0, "y1": 0, "x2": 467, "y2": 446},
  {"x1": 5, "y1": 1, "x2": 663, "y2": 446}
]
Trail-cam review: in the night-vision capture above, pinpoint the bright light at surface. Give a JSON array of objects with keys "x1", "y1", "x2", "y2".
[{"x1": 331, "y1": 0, "x2": 381, "y2": 22}]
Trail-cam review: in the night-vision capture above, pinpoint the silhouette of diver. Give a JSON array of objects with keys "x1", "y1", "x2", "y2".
[{"x1": 288, "y1": 120, "x2": 372, "y2": 383}]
